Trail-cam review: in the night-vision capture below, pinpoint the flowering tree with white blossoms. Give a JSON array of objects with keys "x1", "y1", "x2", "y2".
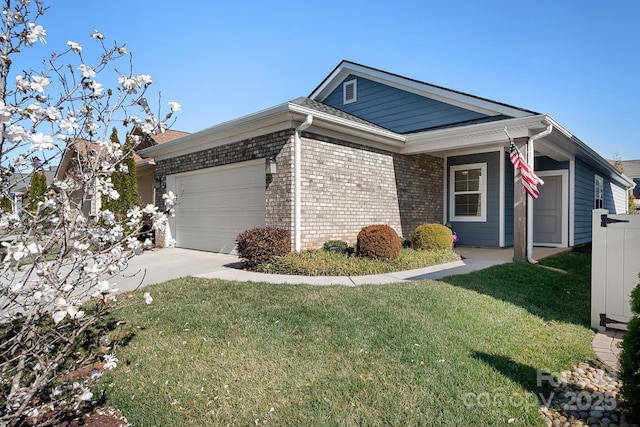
[{"x1": 0, "y1": 1, "x2": 178, "y2": 424}]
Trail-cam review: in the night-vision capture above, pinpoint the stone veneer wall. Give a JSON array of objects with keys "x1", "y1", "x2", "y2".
[
  {"x1": 154, "y1": 129, "x2": 443, "y2": 251},
  {"x1": 299, "y1": 132, "x2": 443, "y2": 248}
]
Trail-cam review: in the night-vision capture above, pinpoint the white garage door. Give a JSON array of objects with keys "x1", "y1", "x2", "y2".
[{"x1": 167, "y1": 159, "x2": 266, "y2": 254}]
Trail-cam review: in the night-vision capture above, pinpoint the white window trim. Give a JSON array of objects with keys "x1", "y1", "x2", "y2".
[
  {"x1": 449, "y1": 162, "x2": 487, "y2": 222},
  {"x1": 595, "y1": 174, "x2": 604, "y2": 209},
  {"x1": 343, "y1": 79, "x2": 357, "y2": 104}
]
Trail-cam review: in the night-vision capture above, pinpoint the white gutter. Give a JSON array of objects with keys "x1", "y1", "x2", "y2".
[
  {"x1": 526, "y1": 123, "x2": 553, "y2": 263},
  {"x1": 294, "y1": 114, "x2": 313, "y2": 254}
]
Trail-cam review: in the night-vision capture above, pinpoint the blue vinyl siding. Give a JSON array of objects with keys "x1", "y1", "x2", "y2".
[
  {"x1": 573, "y1": 158, "x2": 626, "y2": 244},
  {"x1": 575, "y1": 159, "x2": 595, "y2": 244},
  {"x1": 447, "y1": 152, "x2": 500, "y2": 246},
  {"x1": 323, "y1": 75, "x2": 490, "y2": 133}
]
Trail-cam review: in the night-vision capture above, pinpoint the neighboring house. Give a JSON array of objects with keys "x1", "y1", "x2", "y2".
[
  {"x1": 610, "y1": 160, "x2": 640, "y2": 212},
  {"x1": 139, "y1": 61, "x2": 633, "y2": 254},
  {"x1": 132, "y1": 129, "x2": 190, "y2": 206},
  {"x1": 5, "y1": 167, "x2": 57, "y2": 216},
  {"x1": 56, "y1": 130, "x2": 189, "y2": 217}
]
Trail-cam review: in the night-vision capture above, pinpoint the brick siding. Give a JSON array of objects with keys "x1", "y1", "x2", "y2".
[{"x1": 154, "y1": 130, "x2": 443, "y2": 251}]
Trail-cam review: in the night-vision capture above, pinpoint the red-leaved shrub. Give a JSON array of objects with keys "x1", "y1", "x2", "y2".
[
  {"x1": 236, "y1": 227, "x2": 291, "y2": 269},
  {"x1": 356, "y1": 224, "x2": 401, "y2": 260}
]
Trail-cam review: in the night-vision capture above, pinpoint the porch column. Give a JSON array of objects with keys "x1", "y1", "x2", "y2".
[{"x1": 513, "y1": 139, "x2": 528, "y2": 262}]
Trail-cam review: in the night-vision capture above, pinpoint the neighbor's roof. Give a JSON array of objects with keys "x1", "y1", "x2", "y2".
[{"x1": 610, "y1": 160, "x2": 640, "y2": 179}]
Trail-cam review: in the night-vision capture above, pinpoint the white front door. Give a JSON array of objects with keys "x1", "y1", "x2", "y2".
[{"x1": 533, "y1": 171, "x2": 568, "y2": 247}]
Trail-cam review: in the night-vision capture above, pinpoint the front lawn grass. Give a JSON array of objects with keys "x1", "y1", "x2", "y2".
[
  {"x1": 255, "y1": 248, "x2": 460, "y2": 276},
  {"x1": 98, "y1": 252, "x2": 594, "y2": 426}
]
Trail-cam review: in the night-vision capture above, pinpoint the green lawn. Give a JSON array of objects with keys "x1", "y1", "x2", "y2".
[{"x1": 97, "y1": 252, "x2": 594, "y2": 426}]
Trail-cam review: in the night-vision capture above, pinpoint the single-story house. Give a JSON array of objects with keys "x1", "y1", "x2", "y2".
[{"x1": 138, "y1": 60, "x2": 633, "y2": 254}]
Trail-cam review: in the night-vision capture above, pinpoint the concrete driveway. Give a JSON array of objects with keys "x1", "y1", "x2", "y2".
[
  {"x1": 114, "y1": 248, "x2": 241, "y2": 292},
  {"x1": 113, "y1": 245, "x2": 570, "y2": 292},
  {"x1": 109, "y1": 246, "x2": 567, "y2": 291}
]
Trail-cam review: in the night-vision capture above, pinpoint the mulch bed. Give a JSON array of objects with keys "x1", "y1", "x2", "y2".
[{"x1": 20, "y1": 363, "x2": 130, "y2": 427}]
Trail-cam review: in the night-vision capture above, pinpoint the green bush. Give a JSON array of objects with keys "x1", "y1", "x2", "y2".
[
  {"x1": 322, "y1": 240, "x2": 351, "y2": 255},
  {"x1": 0, "y1": 197, "x2": 12, "y2": 212},
  {"x1": 411, "y1": 223, "x2": 453, "y2": 251},
  {"x1": 236, "y1": 227, "x2": 291, "y2": 269},
  {"x1": 620, "y1": 279, "x2": 640, "y2": 422},
  {"x1": 356, "y1": 224, "x2": 401, "y2": 260}
]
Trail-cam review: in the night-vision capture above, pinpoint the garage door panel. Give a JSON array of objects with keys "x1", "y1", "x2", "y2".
[{"x1": 169, "y1": 160, "x2": 266, "y2": 254}]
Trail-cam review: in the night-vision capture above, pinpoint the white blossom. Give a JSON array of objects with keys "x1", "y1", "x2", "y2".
[
  {"x1": 30, "y1": 132, "x2": 54, "y2": 151},
  {"x1": 92, "y1": 280, "x2": 119, "y2": 300},
  {"x1": 142, "y1": 204, "x2": 158, "y2": 215},
  {"x1": 77, "y1": 64, "x2": 96, "y2": 78},
  {"x1": 168, "y1": 101, "x2": 181, "y2": 112},
  {"x1": 137, "y1": 74, "x2": 153, "y2": 85},
  {"x1": 103, "y1": 354, "x2": 118, "y2": 370},
  {"x1": 15, "y1": 75, "x2": 30, "y2": 92},
  {"x1": 67, "y1": 40, "x2": 82, "y2": 52},
  {"x1": 117, "y1": 46, "x2": 127, "y2": 55},
  {"x1": 44, "y1": 105, "x2": 61, "y2": 121},
  {"x1": 143, "y1": 292, "x2": 153, "y2": 305},
  {"x1": 89, "y1": 81, "x2": 103, "y2": 97},
  {"x1": 24, "y1": 102, "x2": 42, "y2": 121},
  {"x1": 6, "y1": 124, "x2": 28, "y2": 142},
  {"x1": 52, "y1": 298, "x2": 84, "y2": 324},
  {"x1": 0, "y1": 101, "x2": 12, "y2": 123},
  {"x1": 90, "y1": 29, "x2": 104, "y2": 40},
  {"x1": 163, "y1": 191, "x2": 177, "y2": 208},
  {"x1": 59, "y1": 115, "x2": 79, "y2": 133},
  {"x1": 30, "y1": 75, "x2": 50, "y2": 93},
  {"x1": 25, "y1": 22, "x2": 47, "y2": 45},
  {"x1": 79, "y1": 388, "x2": 93, "y2": 401}
]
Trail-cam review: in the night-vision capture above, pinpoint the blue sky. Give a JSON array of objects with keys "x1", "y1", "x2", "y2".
[{"x1": 23, "y1": 0, "x2": 640, "y2": 160}]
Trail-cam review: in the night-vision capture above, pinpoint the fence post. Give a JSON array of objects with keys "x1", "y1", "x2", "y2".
[{"x1": 591, "y1": 208, "x2": 608, "y2": 332}]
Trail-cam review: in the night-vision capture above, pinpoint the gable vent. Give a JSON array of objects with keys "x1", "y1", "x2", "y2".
[{"x1": 343, "y1": 79, "x2": 357, "y2": 104}]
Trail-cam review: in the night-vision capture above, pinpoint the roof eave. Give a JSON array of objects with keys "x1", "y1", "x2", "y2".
[{"x1": 140, "y1": 102, "x2": 407, "y2": 160}]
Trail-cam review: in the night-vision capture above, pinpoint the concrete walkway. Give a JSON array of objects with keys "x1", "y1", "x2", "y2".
[
  {"x1": 116, "y1": 245, "x2": 622, "y2": 371},
  {"x1": 117, "y1": 245, "x2": 568, "y2": 291}
]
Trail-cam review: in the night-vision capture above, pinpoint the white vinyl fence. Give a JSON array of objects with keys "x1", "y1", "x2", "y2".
[{"x1": 591, "y1": 209, "x2": 640, "y2": 332}]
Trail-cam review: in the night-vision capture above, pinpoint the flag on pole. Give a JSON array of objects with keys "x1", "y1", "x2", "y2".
[{"x1": 507, "y1": 132, "x2": 544, "y2": 199}]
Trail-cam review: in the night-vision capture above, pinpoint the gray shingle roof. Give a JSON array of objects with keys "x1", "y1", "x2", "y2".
[{"x1": 290, "y1": 97, "x2": 390, "y2": 132}]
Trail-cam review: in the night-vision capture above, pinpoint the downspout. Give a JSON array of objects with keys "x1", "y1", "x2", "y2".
[
  {"x1": 526, "y1": 123, "x2": 553, "y2": 263},
  {"x1": 294, "y1": 114, "x2": 313, "y2": 254}
]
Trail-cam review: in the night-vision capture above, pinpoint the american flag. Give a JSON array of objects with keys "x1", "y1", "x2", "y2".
[{"x1": 509, "y1": 139, "x2": 544, "y2": 199}]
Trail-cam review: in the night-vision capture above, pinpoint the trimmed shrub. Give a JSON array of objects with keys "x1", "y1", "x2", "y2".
[
  {"x1": 356, "y1": 224, "x2": 401, "y2": 260},
  {"x1": 411, "y1": 223, "x2": 453, "y2": 251},
  {"x1": 323, "y1": 240, "x2": 350, "y2": 255},
  {"x1": 236, "y1": 227, "x2": 291, "y2": 269},
  {"x1": 620, "y1": 279, "x2": 640, "y2": 422}
]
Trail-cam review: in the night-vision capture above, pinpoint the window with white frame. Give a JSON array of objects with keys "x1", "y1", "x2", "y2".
[
  {"x1": 595, "y1": 175, "x2": 604, "y2": 209},
  {"x1": 450, "y1": 163, "x2": 487, "y2": 222}
]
